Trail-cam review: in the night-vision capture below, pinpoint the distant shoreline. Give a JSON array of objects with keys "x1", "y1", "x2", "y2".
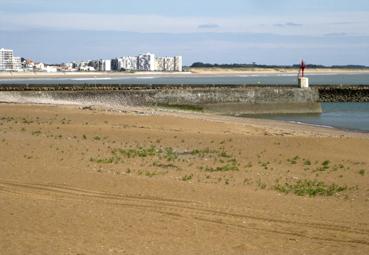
[
  {"x1": 189, "y1": 67, "x2": 369, "y2": 75},
  {"x1": 1, "y1": 68, "x2": 369, "y2": 79}
]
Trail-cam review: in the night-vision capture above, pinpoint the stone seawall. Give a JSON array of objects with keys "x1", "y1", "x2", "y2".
[
  {"x1": 316, "y1": 85, "x2": 369, "y2": 102},
  {"x1": 0, "y1": 85, "x2": 321, "y2": 115}
]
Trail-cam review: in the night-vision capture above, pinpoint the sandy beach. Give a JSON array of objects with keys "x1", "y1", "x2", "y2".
[
  {"x1": 1, "y1": 68, "x2": 369, "y2": 79},
  {"x1": 1, "y1": 103, "x2": 369, "y2": 254}
]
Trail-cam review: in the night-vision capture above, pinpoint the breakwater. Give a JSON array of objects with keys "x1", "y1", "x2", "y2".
[
  {"x1": 317, "y1": 85, "x2": 369, "y2": 102},
  {"x1": 1, "y1": 84, "x2": 368, "y2": 114},
  {"x1": 0, "y1": 84, "x2": 321, "y2": 114}
]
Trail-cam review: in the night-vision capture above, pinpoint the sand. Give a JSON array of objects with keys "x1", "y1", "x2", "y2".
[
  {"x1": 1, "y1": 68, "x2": 369, "y2": 79},
  {"x1": 0, "y1": 103, "x2": 369, "y2": 254}
]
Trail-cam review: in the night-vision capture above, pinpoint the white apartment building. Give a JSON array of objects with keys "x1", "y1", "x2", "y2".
[
  {"x1": 119, "y1": 56, "x2": 138, "y2": 71},
  {"x1": 0, "y1": 48, "x2": 16, "y2": 71},
  {"x1": 174, "y1": 56, "x2": 183, "y2": 72},
  {"x1": 155, "y1": 57, "x2": 165, "y2": 71},
  {"x1": 155, "y1": 56, "x2": 183, "y2": 72},
  {"x1": 138, "y1": 53, "x2": 156, "y2": 71},
  {"x1": 12, "y1": 56, "x2": 22, "y2": 70},
  {"x1": 102, "y1": 59, "x2": 111, "y2": 71},
  {"x1": 86, "y1": 53, "x2": 182, "y2": 72}
]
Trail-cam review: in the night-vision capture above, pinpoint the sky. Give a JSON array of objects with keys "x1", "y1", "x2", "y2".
[{"x1": 1, "y1": 0, "x2": 369, "y2": 65}]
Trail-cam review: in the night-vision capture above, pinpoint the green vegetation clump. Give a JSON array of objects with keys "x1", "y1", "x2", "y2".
[
  {"x1": 304, "y1": 160, "x2": 311, "y2": 166},
  {"x1": 287, "y1": 156, "x2": 299, "y2": 165},
  {"x1": 32, "y1": 130, "x2": 42, "y2": 136},
  {"x1": 204, "y1": 160, "x2": 239, "y2": 172},
  {"x1": 90, "y1": 157, "x2": 116, "y2": 164},
  {"x1": 113, "y1": 145, "x2": 158, "y2": 158},
  {"x1": 182, "y1": 174, "x2": 193, "y2": 181},
  {"x1": 164, "y1": 147, "x2": 178, "y2": 161},
  {"x1": 158, "y1": 104, "x2": 203, "y2": 112},
  {"x1": 358, "y1": 169, "x2": 366, "y2": 176},
  {"x1": 274, "y1": 179, "x2": 347, "y2": 197}
]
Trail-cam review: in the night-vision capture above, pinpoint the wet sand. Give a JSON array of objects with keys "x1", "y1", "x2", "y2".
[{"x1": 0, "y1": 103, "x2": 369, "y2": 254}]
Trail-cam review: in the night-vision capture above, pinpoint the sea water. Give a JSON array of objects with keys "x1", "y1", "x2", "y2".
[
  {"x1": 1, "y1": 73, "x2": 369, "y2": 85},
  {"x1": 250, "y1": 103, "x2": 369, "y2": 133}
]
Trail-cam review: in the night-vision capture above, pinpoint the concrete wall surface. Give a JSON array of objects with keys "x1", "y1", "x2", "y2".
[{"x1": 0, "y1": 86, "x2": 321, "y2": 114}]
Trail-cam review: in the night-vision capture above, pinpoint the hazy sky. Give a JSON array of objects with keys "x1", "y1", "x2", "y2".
[{"x1": 1, "y1": 0, "x2": 369, "y2": 65}]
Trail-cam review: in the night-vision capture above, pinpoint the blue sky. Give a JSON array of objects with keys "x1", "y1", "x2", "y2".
[{"x1": 1, "y1": 0, "x2": 369, "y2": 65}]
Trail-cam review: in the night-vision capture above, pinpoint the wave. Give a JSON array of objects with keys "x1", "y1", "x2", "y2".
[
  {"x1": 71, "y1": 78, "x2": 112, "y2": 81},
  {"x1": 135, "y1": 77, "x2": 156, "y2": 79},
  {"x1": 288, "y1": 120, "x2": 334, "y2": 129}
]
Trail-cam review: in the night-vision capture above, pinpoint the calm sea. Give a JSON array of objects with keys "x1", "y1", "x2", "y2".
[
  {"x1": 249, "y1": 103, "x2": 369, "y2": 133},
  {"x1": 0, "y1": 73, "x2": 369, "y2": 132}
]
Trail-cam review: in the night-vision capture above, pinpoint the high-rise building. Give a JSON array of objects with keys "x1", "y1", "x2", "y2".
[
  {"x1": 0, "y1": 48, "x2": 15, "y2": 71},
  {"x1": 155, "y1": 56, "x2": 183, "y2": 72},
  {"x1": 138, "y1": 53, "x2": 156, "y2": 71},
  {"x1": 102, "y1": 59, "x2": 111, "y2": 71},
  {"x1": 164, "y1": 57, "x2": 175, "y2": 71},
  {"x1": 155, "y1": 57, "x2": 165, "y2": 71},
  {"x1": 121, "y1": 56, "x2": 138, "y2": 71},
  {"x1": 87, "y1": 53, "x2": 182, "y2": 72},
  {"x1": 174, "y1": 56, "x2": 183, "y2": 72},
  {"x1": 12, "y1": 56, "x2": 22, "y2": 70}
]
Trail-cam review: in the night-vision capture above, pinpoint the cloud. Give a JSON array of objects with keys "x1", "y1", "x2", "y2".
[
  {"x1": 274, "y1": 22, "x2": 303, "y2": 28},
  {"x1": 324, "y1": 32, "x2": 348, "y2": 37},
  {"x1": 0, "y1": 11, "x2": 368, "y2": 36},
  {"x1": 198, "y1": 24, "x2": 220, "y2": 29}
]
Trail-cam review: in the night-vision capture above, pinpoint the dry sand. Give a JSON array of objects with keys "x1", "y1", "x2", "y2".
[
  {"x1": 1, "y1": 68, "x2": 369, "y2": 79},
  {"x1": 0, "y1": 103, "x2": 369, "y2": 254}
]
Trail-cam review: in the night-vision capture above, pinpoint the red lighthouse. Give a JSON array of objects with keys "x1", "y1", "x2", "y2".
[{"x1": 299, "y1": 60, "x2": 306, "y2": 78}]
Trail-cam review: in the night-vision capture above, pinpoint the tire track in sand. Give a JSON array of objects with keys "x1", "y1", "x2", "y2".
[{"x1": 1, "y1": 178, "x2": 368, "y2": 247}]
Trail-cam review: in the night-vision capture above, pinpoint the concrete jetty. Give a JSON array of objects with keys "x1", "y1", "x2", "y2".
[{"x1": 0, "y1": 83, "x2": 368, "y2": 114}]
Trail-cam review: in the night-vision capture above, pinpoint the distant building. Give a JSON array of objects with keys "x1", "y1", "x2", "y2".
[
  {"x1": 0, "y1": 48, "x2": 21, "y2": 71},
  {"x1": 34, "y1": 62, "x2": 45, "y2": 71},
  {"x1": 174, "y1": 56, "x2": 183, "y2": 72},
  {"x1": 101, "y1": 59, "x2": 111, "y2": 71},
  {"x1": 138, "y1": 53, "x2": 156, "y2": 71},
  {"x1": 70, "y1": 53, "x2": 183, "y2": 73},
  {"x1": 155, "y1": 56, "x2": 183, "y2": 72},
  {"x1": 45, "y1": 66, "x2": 58, "y2": 73},
  {"x1": 111, "y1": 58, "x2": 119, "y2": 71},
  {"x1": 155, "y1": 57, "x2": 165, "y2": 71},
  {"x1": 121, "y1": 56, "x2": 138, "y2": 71},
  {"x1": 12, "y1": 56, "x2": 22, "y2": 71}
]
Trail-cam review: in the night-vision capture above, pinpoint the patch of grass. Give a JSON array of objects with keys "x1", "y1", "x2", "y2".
[
  {"x1": 256, "y1": 179, "x2": 267, "y2": 189},
  {"x1": 182, "y1": 174, "x2": 193, "y2": 181},
  {"x1": 113, "y1": 146, "x2": 158, "y2": 158},
  {"x1": 32, "y1": 130, "x2": 42, "y2": 136},
  {"x1": 158, "y1": 104, "x2": 203, "y2": 112},
  {"x1": 153, "y1": 161, "x2": 178, "y2": 169},
  {"x1": 316, "y1": 160, "x2": 331, "y2": 171},
  {"x1": 358, "y1": 169, "x2": 366, "y2": 176},
  {"x1": 304, "y1": 160, "x2": 312, "y2": 166},
  {"x1": 274, "y1": 179, "x2": 347, "y2": 197},
  {"x1": 287, "y1": 156, "x2": 299, "y2": 165},
  {"x1": 322, "y1": 160, "x2": 330, "y2": 167},
  {"x1": 164, "y1": 147, "x2": 178, "y2": 161},
  {"x1": 204, "y1": 160, "x2": 239, "y2": 172},
  {"x1": 191, "y1": 148, "x2": 212, "y2": 157},
  {"x1": 145, "y1": 171, "x2": 158, "y2": 177},
  {"x1": 90, "y1": 157, "x2": 117, "y2": 164}
]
